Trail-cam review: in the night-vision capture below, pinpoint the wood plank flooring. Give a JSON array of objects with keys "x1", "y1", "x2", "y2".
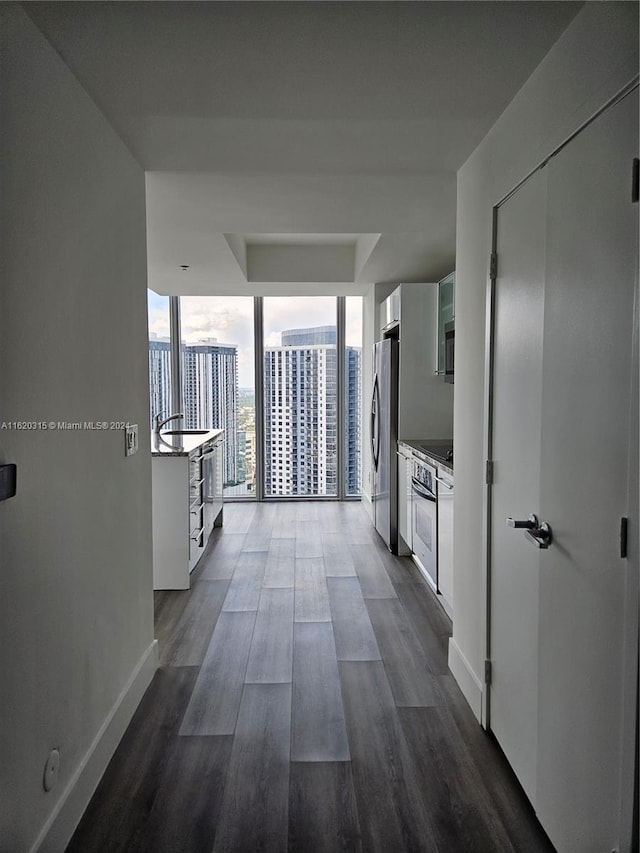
[{"x1": 67, "y1": 501, "x2": 555, "y2": 853}]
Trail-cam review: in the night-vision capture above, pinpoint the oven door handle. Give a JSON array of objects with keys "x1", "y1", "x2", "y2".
[
  {"x1": 411, "y1": 479, "x2": 436, "y2": 502},
  {"x1": 434, "y1": 475, "x2": 453, "y2": 491}
]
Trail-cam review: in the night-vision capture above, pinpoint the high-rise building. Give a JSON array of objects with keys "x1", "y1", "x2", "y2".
[
  {"x1": 345, "y1": 345, "x2": 361, "y2": 495},
  {"x1": 148, "y1": 335, "x2": 239, "y2": 485},
  {"x1": 281, "y1": 326, "x2": 336, "y2": 347},
  {"x1": 148, "y1": 335, "x2": 171, "y2": 429},
  {"x1": 264, "y1": 326, "x2": 361, "y2": 496},
  {"x1": 150, "y1": 327, "x2": 360, "y2": 496},
  {"x1": 183, "y1": 339, "x2": 238, "y2": 486}
]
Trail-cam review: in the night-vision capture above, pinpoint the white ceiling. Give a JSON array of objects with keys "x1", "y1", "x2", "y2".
[{"x1": 27, "y1": 1, "x2": 583, "y2": 295}]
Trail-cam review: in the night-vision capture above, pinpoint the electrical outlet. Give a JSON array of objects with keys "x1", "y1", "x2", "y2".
[
  {"x1": 125, "y1": 424, "x2": 138, "y2": 457},
  {"x1": 43, "y1": 748, "x2": 60, "y2": 792}
]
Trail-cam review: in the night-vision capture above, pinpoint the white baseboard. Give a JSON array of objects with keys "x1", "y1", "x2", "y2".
[
  {"x1": 32, "y1": 640, "x2": 158, "y2": 853},
  {"x1": 397, "y1": 533, "x2": 411, "y2": 557},
  {"x1": 448, "y1": 637, "x2": 484, "y2": 723},
  {"x1": 361, "y1": 492, "x2": 373, "y2": 521}
]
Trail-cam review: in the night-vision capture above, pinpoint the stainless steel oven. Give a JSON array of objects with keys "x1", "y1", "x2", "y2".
[{"x1": 411, "y1": 454, "x2": 437, "y2": 587}]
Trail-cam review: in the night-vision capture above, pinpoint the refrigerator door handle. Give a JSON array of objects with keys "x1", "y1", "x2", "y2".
[{"x1": 371, "y1": 373, "x2": 380, "y2": 471}]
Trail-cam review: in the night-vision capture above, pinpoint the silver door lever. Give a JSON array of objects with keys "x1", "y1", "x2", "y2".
[
  {"x1": 525, "y1": 522, "x2": 553, "y2": 549},
  {"x1": 506, "y1": 514, "x2": 538, "y2": 529},
  {"x1": 506, "y1": 515, "x2": 553, "y2": 549}
]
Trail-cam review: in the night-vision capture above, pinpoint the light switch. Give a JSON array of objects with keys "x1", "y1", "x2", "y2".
[
  {"x1": 43, "y1": 748, "x2": 60, "y2": 792},
  {"x1": 125, "y1": 424, "x2": 138, "y2": 457},
  {"x1": 0, "y1": 464, "x2": 17, "y2": 500}
]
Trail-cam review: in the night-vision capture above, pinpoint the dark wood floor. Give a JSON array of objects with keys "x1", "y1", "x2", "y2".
[{"x1": 67, "y1": 501, "x2": 555, "y2": 853}]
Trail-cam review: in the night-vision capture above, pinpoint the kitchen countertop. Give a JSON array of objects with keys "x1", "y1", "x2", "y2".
[
  {"x1": 398, "y1": 439, "x2": 454, "y2": 475},
  {"x1": 151, "y1": 428, "x2": 223, "y2": 457}
]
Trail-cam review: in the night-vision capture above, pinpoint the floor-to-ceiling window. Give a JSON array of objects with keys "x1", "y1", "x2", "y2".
[
  {"x1": 147, "y1": 290, "x2": 171, "y2": 430},
  {"x1": 148, "y1": 293, "x2": 362, "y2": 500},
  {"x1": 180, "y1": 296, "x2": 256, "y2": 498},
  {"x1": 263, "y1": 297, "x2": 338, "y2": 497}
]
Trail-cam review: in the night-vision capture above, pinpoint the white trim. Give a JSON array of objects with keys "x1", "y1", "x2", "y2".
[
  {"x1": 481, "y1": 221, "x2": 496, "y2": 732},
  {"x1": 361, "y1": 491, "x2": 373, "y2": 521},
  {"x1": 618, "y1": 254, "x2": 640, "y2": 853},
  {"x1": 448, "y1": 637, "x2": 483, "y2": 724},
  {"x1": 31, "y1": 640, "x2": 159, "y2": 853},
  {"x1": 396, "y1": 533, "x2": 411, "y2": 558},
  {"x1": 412, "y1": 553, "x2": 436, "y2": 592}
]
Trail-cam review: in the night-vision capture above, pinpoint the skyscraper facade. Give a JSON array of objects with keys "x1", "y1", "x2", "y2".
[
  {"x1": 149, "y1": 336, "x2": 239, "y2": 486},
  {"x1": 183, "y1": 339, "x2": 238, "y2": 486},
  {"x1": 264, "y1": 326, "x2": 361, "y2": 496},
  {"x1": 148, "y1": 335, "x2": 171, "y2": 429},
  {"x1": 280, "y1": 325, "x2": 336, "y2": 347},
  {"x1": 345, "y1": 345, "x2": 361, "y2": 495}
]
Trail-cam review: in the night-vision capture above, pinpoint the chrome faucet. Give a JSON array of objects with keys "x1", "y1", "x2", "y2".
[{"x1": 154, "y1": 412, "x2": 184, "y2": 434}]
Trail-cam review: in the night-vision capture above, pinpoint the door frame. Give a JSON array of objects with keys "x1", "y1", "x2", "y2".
[{"x1": 481, "y1": 76, "x2": 639, "y2": 845}]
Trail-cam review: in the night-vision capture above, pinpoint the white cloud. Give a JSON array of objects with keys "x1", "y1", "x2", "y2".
[
  {"x1": 148, "y1": 307, "x2": 170, "y2": 338},
  {"x1": 263, "y1": 297, "x2": 336, "y2": 339},
  {"x1": 150, "y1": 294, "x2": 363, "y2": 387},
  {"x1": 265, "y1": 331, "x2": 281, "y2": 347},
  {"x1": 180, "y1": 296, "x2": 254, "y2": 383}
]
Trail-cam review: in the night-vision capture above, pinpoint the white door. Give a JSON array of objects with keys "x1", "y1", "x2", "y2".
[
  {"x1": 490, "y1": 92, "x2": 638, "y2": 852},
  {"x1": 490, "y1": 165, "x2": 547, "y2": 805}
]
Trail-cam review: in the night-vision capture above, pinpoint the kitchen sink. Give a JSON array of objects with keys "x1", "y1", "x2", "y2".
[{"x1": 161, "y1": 429, "x2": 210, "y2": 435}]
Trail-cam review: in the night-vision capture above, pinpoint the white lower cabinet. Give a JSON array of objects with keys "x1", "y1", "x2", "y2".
[
  {"x1": 153, "y1": 433, "x2": 223, "y2": 589},
  {"x1": 188, "y1": 437, "x2": 224, "y2": 572}
]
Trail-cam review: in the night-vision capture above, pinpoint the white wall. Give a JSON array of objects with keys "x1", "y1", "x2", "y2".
[
  {"x1": 0, "y1": 7, "x2": 155, "y2": 851},
  {"x1": 450, "y1": 1, "x2": 639, "y2": 720}
]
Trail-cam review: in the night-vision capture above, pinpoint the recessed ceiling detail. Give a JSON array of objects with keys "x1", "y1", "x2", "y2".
[
  {"x1": 222, "y1": 233, "x2": 381, "y2": 284},
  {"x1": 247, "y1": 242, "x2": 355, "y2": 283},
  {"x1": 222, "y1": 233, "x2": 248, "y2": 279}
]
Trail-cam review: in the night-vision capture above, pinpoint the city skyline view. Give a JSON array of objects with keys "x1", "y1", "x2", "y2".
[
  {"x1": 147, "y1": 291, "x2": 363, "y2": 388},
  {"x1": 148, "y1": 292, "x2": 363, "y2": 497}
]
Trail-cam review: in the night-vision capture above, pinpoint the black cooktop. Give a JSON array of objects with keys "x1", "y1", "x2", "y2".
[{"x1": 418, "y1": 443, "x2": 453, "y2": 464}]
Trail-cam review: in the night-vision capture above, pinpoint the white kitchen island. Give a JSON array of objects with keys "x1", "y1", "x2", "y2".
[{"x1": 151, "y1": 429, "x2": 224, "y2": 589}]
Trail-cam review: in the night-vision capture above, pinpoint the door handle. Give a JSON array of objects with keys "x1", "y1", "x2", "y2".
[
  {"x1": 370, "y1": 374, "x2": 380, "y2": 471},
  {"x1": 506, "y1": 514, "x2": 538, "y2": 529},
  {"x1": 525, "y1": 522, "x2": 553, "y2": 549},
  {"x1": 506, "y1": 515, "x2": 553, "y2": 549}
]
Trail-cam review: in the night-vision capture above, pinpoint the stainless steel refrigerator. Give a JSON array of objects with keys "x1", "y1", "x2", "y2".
[{"x1": 370, "y1": 337, "x2": 399, "y2": 553}]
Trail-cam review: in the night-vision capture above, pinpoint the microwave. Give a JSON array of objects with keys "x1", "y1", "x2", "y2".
[{"x1": 444, "y1": 321, "x2": 455, "y2": 384}]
